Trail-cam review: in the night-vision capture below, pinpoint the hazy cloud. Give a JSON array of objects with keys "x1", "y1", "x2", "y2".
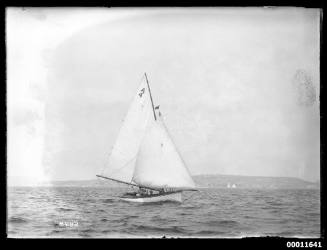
[{"x1": 7, "y1": 8, "x2": 320, "y2": 182}]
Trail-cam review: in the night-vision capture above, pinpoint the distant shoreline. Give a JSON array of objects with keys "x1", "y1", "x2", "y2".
[{"x1": 8, "y1": 174, "x2": 320, "y2": 189}]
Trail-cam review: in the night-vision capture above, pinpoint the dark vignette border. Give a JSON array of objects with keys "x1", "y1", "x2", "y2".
[{"x1": 0, "y1": 1, "x2": 325, "y2": 249}]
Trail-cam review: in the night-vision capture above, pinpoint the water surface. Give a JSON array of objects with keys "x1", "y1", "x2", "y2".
[{"x1": 7, "y1": 187, "x2": 320, "y2": 238}]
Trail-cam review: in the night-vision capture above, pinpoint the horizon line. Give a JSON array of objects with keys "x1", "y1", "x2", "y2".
[{"x1": 7, "y1": 173, "x2": 320, "y2": 183}]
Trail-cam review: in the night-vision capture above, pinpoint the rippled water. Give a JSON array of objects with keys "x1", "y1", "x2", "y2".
[{"x1": 7, "y1": 187, "x2": 320, "y2": 238}]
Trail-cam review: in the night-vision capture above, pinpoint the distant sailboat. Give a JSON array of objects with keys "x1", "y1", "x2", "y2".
[
  {"x1": 96, "y1": 73, "x2": 197, "y2": 203},
  {"x1": 227, "y1": 183, "x2": 236, "y2": 188}
]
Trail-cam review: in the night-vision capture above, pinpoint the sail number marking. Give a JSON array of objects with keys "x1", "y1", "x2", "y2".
[{"x1": 139, "y1": 88, "x2": 145, "y2": 98}]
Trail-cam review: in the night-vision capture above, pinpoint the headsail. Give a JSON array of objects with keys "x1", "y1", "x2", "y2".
[
  {"x1": 132, "y1": 113, "x2": 196, "y2": 191},
  {"x1": 100, "y1": 76, "x2": 153, "y2": 183}
]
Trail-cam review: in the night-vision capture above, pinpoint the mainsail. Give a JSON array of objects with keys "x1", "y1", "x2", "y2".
[
  {"x1": 100, "y1": 76, "x2": 153, "y2": 183},
  {"x1": 99, "y1": 73, "x2": 196, "y2": 191}
]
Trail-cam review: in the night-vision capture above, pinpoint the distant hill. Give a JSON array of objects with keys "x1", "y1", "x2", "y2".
[
  {"x1": 192, "y1": 174, "x2": 319, "y2": 189},
  {"x1": 25, "y1": 174, "x2": 319, "y2": 189}
]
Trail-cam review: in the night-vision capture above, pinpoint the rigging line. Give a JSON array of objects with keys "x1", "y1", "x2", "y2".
[{"x1": 159, "y1": 115, "x2": 195, "y2": 180}]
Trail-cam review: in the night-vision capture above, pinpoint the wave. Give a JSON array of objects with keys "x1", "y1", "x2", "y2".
[
  {"x1": 8, "y1": 216, "x2": 28, "y2": 224},
  {"x1": 78, "y1": 232, "x2": 91, "y2": 237},
  {"x1": 57, "y1": 207, "x2": 74, "y2": 212},
  {"x1": 132, "y1": 224, "x2": 186, "y2": 234},
  {"x1": 151, "y1": 216, "x2": 167, "y2": 222},
  {"x1": 305, "y1": 212, "x2": 319, "y2": 216},
  {"x1": 84, "y1": 199, "x2": 95, "y2": 202},
  {"x1": 265, "y1": 201, "x2": 285, "y2": 207},
  {"x1": 7, "y1": 187, "x2": 320, "y2": 238},
  {"x1": 101, "y1": 229, "x2": 114, "y2": 233},
  {"x1": 206, "y1": 220, "x2": 239, "y2": 227},
  {"x1": 196, "y1": 230, "x2": 226, "y2": 236},
  {"x1": 102, "y1": 198, "x2": 116, "y2": 204},
  {"x1": 177, "y1": 212, "x2": 191, "y2": 216},
  {"x1": 80, "y1": 228, "x2": 96, "y2": 233},
  {"x1": 96, "y1": 209, "x2": 106, "y2": 213},
  {"x1": 181, "y1": 205, "x2": 197, "y2": 210},
  {"x1": 47, "y1": 229, "x2": 64, "y2": 235},
  {"x1": 125, "y1": 215, "x2": 138, "y2": 219}
]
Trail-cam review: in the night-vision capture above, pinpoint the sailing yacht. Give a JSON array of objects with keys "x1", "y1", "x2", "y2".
[{"x1": 96, "y1": 73, "x2": 197, "y2": 203}]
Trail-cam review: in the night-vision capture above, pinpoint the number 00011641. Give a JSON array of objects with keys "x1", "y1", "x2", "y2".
[{"x1": 286, "y1": 242, "x2": 322, "y2": 248}]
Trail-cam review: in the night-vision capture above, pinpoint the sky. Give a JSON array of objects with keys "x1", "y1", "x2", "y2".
[{"x1": 7, "y1": 7, "x2": 320, "y2": 185}]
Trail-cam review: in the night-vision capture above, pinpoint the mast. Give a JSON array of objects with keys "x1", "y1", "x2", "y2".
[{"x1": 144, "y1": 73, "x2": 157, "y2": 121}]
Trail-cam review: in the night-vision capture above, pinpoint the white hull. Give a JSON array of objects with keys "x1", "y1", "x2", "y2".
[{"x1": 120, "y1": 192, "x2": 182, "y2": 203}]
